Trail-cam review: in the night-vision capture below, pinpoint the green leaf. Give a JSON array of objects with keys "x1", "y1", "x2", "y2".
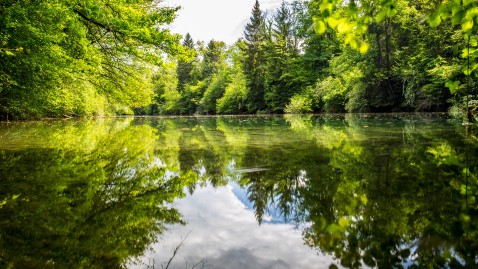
[
  {"x1": 326, "y1": 17, "x2": 340, "y2": 28},
  {"x1": 359, "y1": 42, "x2": 369, "y2": 54},
  {"x1": 338, "y1": 217, "x2": 350, "y2": 227},
  {"x1": 461, "y1": 47, "x2": 476, "y2": 58},
  {"x1": 376, "y1": 9, "x2": 387, "y2": 22},
  {"x1": 445, "y1": 80, "x2": 461, "y2": 93},
  {"x1": 363, "y1": 253, "x2": 376, "y2": 267},
  {"x1": 465, "y1": 7, "x2": 478, "y2": 20},
  {"x1": 462, "y1": 63, "x2": 478, "y2": 75},
  {"x1": 451, "y1": 10, "x2": 466, "y2": 25},
  {"x1": 337, "y1": 21, "x2": 353, "y2": 33},
  {"x1": 462, "y1": 19, "x2": 474, "y2": 32},
  {"x1": 471, "y1": 38, "x2": 478, "y2": 47},
  {"x1": 314, "y1": 20, "x2": 327, "y2": 34},
  {"x1": 386, "y1": 5, "x2": 398, "y2": 17},
  {"x1": 428, "y1": 12, "x2": 442, "y2": 27}
]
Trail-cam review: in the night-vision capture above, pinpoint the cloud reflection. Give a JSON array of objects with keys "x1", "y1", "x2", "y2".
[{"x1": 131, "y1": 184, "x2": 338, "y2": 269}]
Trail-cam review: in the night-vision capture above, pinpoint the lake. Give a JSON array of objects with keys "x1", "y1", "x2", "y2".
[{"x1": 0, "y1": 114, "x2": 477, "y2": 269}]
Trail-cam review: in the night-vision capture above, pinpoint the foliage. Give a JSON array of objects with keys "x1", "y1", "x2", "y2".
[
  {"x1": 242, "y1": 0, "x2": 267, "y2": 113},
  {"x1": 198, "y1": 69, "x2": 230, "y2": 114},
  {"x1": 1, "y1": 115, "x2": 478, "y2": 267},
  {"x1": 154, "y1": 61, "x2": 181, "y2": 115},
  {"x1": 3, "y1": 0, "x2": 478, "y2": 117},
  {"x1": 309, "y1": 0, "x2": 478, "y2": 114},
  {"x1": 0, "y1": 0, "x2": 181, "y2": 119},
  {"x1": 216, "y1": 68, "x2": 248, "y2": 114},
  {"x1": 285, "y1": 92, "x2": 313, "y2": 114},
  {"x1": 0, "y1": 119, "x2": 188, "y2": 268}
]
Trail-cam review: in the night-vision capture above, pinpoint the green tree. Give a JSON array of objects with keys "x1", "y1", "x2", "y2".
[
  {"x1": 264, "y1": 1, "x2": 306, "y2": 113},
  {"x1": 0, "y1": 0, "x2": 181, "y2": 119},
  {"x1": 310, "y1": 0, "x2": 478, "y2": 113},
  {"x1": 0, "y1": 119, "x2": 188, "y2": 268},
  {"x1": 201, "y1": 40, "x2": 227, "y2": 79},
  {"x1": 216, "y1": 51, "x2": 248, "y2": 114},
  {"x1": 177, "y1": 33, "x2": 197, "y2": 92},
  {"x1": 154, "y1": 61, "x2": 181, "y2": 114},
  {"x1": 242, "y1": 0, "x2": 267, "y2": 113}
]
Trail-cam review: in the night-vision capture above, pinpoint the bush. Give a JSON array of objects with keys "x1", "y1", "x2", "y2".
[
  {"x1": 285, "y1": 94, "x2": 312, "y2": 114},
  {"x1": 314, "y1": 76, "x2": 346, "y2": 112},
  {"x1": 216, "y1": 71, "x2": 247, "y2": 114}
]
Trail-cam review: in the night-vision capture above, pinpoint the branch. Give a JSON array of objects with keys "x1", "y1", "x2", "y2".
[
  {"x1": 164, "y1": 232, "x2": 191, "y2": 269},
  {"x1": 191, "y1": 259, "x2": 206, "y2": 269},
  {"x1": 73, "y1": 9, "x2": 113, "y2": 32}
]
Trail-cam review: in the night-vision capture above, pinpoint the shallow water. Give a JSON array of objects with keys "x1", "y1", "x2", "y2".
[{"x1": 0, "y1": 114, "x2": 477, "y2": 268}]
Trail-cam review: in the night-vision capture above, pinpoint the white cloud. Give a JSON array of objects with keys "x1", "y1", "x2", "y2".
[
  {"x1": 164, "y1": 0, "x2": 288, "y2": 44},
  {"x1": 130, "y1": 184, "x2": 340, "y2": 269}
]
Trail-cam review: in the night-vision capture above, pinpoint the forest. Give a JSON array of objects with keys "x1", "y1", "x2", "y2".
[{"x1": 1, "y1": 0, "x2": 477, "y2": 119}]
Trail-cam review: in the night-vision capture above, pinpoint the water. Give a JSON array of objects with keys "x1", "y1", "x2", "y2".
[{"x1": 0, "y1": 114, "x2": 477, "y2": 269}]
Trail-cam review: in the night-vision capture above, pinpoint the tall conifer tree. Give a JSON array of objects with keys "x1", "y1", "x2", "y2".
[
  {"x1": 242, "y1": 0, "x2": 266, "y2": 112},
  {"x1": 177, "y1": 33, "x2": 196, "y2": 91}
]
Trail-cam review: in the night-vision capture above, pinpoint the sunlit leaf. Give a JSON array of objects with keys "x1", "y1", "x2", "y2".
[
  {"x1": 462, "y1": 47, "x2": 470, "y2": 58},
  {"x1": 471, "y1": 38, "x2": 478, "y2": 47},
  {"x1": 338, "y1": 217, "x2": 350, "y2": 227},
  {"x1": 465, "y1": 7, "x2": 478, "y2": 20},
  {"x1": 314, "y1": 20, "x2": 327, "y2": 34},
  {"x1": 359, "y1": 42, "x2": 369, "y2": 54},
  {"x1": 320, "y1": 2, "x2": 335, "y2": 14},
  {"x1": 376, "y1": 9, "x2": 387, "y2": 22},
  {"x1": 445, "y1": 80, "x2": 461, "y2": 93},
  {"x1": 360, "y1": 194, "x2": 368, "y2": 204},
  {"x1": 462, "y1": 19, "x2": 474, "y2": 31},
  {"x1": 464, "y1": 0, "x2": 476, "y2": 6},
  {"x1": 428, "y1": 12, "x2": 442, "y2": 27},
  {"x1": 349, "y1": 38, "x2": 359, "y2": 50},
  {"x1": 337, "y1": 21, "x2": 353, "y2": 33},
  {"x1": 326, "y1": 17, "x2": 340, "y2": 28}
]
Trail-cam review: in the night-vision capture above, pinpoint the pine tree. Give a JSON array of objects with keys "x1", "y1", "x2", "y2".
[
  {"x1": 242, "y1": 0, "x2": 267, "y2": 113},
  {"x1": 264, "y1": 1, "x2": 302, "y2": 112},
  {"x1": 177, "y1": 33, "x2": 195, "y2": 91},
  {"x1": 201, "y1": 40, "x2": 226, "y2": 79}
]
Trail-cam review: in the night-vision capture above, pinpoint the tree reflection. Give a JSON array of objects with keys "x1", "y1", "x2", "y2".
[
  {"x1": 0, "y1": 119, "x2": 186, "y2": 268},
  {"x1": 282, "y1": 114, "x2": 478, "y2": 268},
  {"x1": 0, "y1": 115, "x2": 477, "y2": 268}
]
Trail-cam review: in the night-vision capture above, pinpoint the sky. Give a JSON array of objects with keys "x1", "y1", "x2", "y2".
[
  {"x1": 130, "y1": 184, "x2": 340, "y2": 269},
  {"x1": 164, "y1": 0, "x2": 287, "y2": 44}
]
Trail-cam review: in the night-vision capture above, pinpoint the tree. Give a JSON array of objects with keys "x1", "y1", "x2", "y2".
[
  {"x1": 264, "y1": 1, "x2": 306, "y2": 113},
  {"x1": 242, "y1": 0, "x2": 267, "y2": 113},
  {"x1": 309, "y1": 0, "x2": 478, "y2": 113},
  {"x1": 177, "y1": 33, "x2": 196, "y2": 91},
  {"x1": 201, "y1": 40, "x2": 227, "y2": 79},
  {"x1": 0, "y1": 0, "x2": 181, "y2": 119},
  {"x1": 0, "y1": 119, "x2": 187, "y2": 268}
]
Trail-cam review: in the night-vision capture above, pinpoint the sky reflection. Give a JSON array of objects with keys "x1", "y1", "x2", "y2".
[{"x1": 131, "y1": 184, "x2": 338, "y2": 269}]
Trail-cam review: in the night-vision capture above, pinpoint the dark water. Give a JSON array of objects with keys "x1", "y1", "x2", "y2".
[{"x1": 0, "y1": 114, "x2": 477, "y2": 269}]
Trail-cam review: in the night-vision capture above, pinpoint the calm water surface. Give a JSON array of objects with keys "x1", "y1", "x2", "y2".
[{"x1": 0, "y1": 114, "x2": 477, "y2": 269}]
